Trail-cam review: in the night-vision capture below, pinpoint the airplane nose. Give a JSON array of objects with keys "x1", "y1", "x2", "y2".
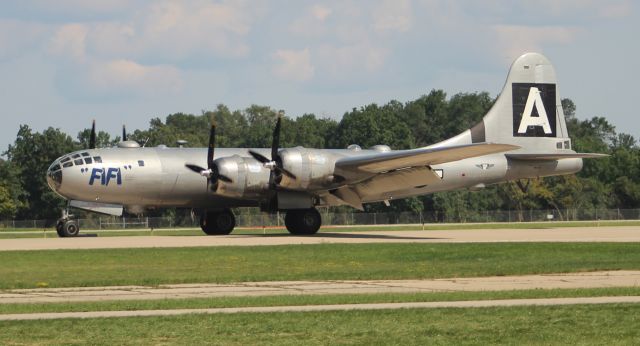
[{"x1": 46, "y1": 160, "x2": 63, "y2": 192}]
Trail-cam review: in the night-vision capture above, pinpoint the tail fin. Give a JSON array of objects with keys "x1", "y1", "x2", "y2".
[{"x1": 432, "y1": 52, "x2": 572, "y2": 153}]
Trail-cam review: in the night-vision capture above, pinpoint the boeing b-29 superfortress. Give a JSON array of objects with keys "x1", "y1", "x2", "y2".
[{"x1": 46, "y1": 53, "x2": 605, "y2": 237}]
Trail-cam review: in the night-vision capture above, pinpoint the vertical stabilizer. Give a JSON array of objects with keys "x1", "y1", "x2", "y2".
[{"x1": 431, "y1": 53, "x2": 572, "y2": 153}]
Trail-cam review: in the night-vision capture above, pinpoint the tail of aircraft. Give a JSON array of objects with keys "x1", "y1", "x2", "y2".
[
  {"x1": 432, "y1": 52, "x2": 602, "y2": 159},
  {"x1": 435, "y1": 52, "x2": 570, "y2": 150}
]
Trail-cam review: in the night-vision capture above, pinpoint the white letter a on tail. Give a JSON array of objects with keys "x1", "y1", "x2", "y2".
[{"x1": 517, "y1": 87, "x2": 552, "y2": 134}]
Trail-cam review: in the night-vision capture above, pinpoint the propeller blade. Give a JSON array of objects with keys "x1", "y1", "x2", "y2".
[
  {"x1": 89, "y1": 120, "x2": 96, "y2": 149},
  {"x1": 185, "y1": 164, "x2": 211, "y2": 177},
  {"x1": 271, "y1": 114, "x2": 282, "y2": 160},
  {"x1": 218, "y1": 174, "x2": 233, "y2": 183},
  {"x1": 207, "y1": 119, "x2": 216, "y2": 170},
  {"x1": 248, "y1": 150, "x2": 270, "y2": 164},
  {"x1": 122, "y1": 125, "x2": 128, "y2": 141},
  {"x1": 276, "y1": 167, "x2": 297, "y2": 180}
]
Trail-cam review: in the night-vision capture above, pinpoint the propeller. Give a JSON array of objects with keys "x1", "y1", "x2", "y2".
[
  {"x1": 248, "y1": 113, "x2": 296, "y2": 188},
  {"x1": 89, "y1": 120, "x2": 96, "y2": 149},
  {"x1": 184, "y1": 117, "x2": 232, "y2": 190},
  {"x1": 122, "y1": 125, "x2": 128, "y2": 142}
]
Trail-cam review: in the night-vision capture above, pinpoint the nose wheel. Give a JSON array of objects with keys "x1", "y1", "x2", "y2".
[
  {"x1": 56, "y1": 206, "x2": 81, "y2": 237},
  {"x1": 56, "y1": 220, "x2": 80, "y2": 237}
]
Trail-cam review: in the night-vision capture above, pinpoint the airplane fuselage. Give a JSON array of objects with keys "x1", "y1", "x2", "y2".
[{"x1": 47, "y1": 145, "x2": 583, "y2": 214}]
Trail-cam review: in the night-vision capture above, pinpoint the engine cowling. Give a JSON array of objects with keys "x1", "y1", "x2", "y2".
[
  {"x1": 213, "y1": 155, "x2": 271, "y2": 199},
  {"x1": 277, "y1": 148, "x2": 338, "y2": 190}
]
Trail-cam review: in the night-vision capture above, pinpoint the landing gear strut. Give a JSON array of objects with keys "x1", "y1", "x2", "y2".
[
  {"x1": 285, "y1": 208, "x2": 321, "y2": 235},
  {"x1": 200, "y1": 209, "x2": 236, "y2": 235},
  {"x1": 56, "y1": 207, "x2": 80, "y2": 237}
]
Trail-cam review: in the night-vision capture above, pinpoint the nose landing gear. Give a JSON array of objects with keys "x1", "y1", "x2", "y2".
[{"x1": 56, "y1": 207, "x2": 80, "y2": 237}]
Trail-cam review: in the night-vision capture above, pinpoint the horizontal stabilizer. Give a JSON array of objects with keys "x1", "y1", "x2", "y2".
[
  {"x1": 336, "y1": 143, "x2": 519, "y2": 174},
  {"x1": 506, "y1": 153, "x2": 609, "y2": 161}
]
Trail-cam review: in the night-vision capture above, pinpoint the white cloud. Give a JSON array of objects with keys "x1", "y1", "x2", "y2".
[
  {"x1": 493, "y1": 25, "x2": 579, "y2": 61},
  {"x1": 272, "y1": 48, "x2": 315, "y2": 82},
  {"x1": 311, "y1": 5, "x2": 332, "y2": 21},
  {"x1": 372, "y1": 0, "x2": 413, "y2": 33},
  {"x1": 315, "y1": 42, "x2": 388, "y2": 80},
  {"x1": 86, "y1": 59, "x2": 183, "y2": 96},
  {"x1": 47, "y1": 23, "x2": 89, "y2": 62},
  {"x1": 289, "y1": 4, "x2": 333, "y2": 38},
  {"x1": 0, "y1": 19, "x2": 47, "y2": 61}
]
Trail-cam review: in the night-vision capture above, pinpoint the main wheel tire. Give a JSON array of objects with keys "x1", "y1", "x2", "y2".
[
  {"x1": 61, "y1": 220, "x2": 80, "y2": 237},
  {"x1": 201, "y1": 210, "x2": 235, "y2": 235},
  {"x1": 285, "y1": 208, "x2": 321, "y2": 235}
]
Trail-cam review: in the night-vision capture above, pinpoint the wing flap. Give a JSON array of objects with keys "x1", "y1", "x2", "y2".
[
  {"x1": 354, "y1": 166, "x2": 441, "y2": 198},
  {"x1": 335, "y1": 143, "x2": 519, "y2": 174},
  {"x1": 506, "y1": 153, "x2": 609, "y2": 161}
]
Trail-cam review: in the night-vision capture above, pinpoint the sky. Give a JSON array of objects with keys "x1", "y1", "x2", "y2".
[{"x1": 0, "y1": 0, "x2": 638, "y2": 153}]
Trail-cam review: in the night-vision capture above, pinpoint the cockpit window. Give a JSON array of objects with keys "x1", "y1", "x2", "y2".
[
  {"x1": 81, "y1": 152, "x2": 90, "y2": 157},
  {"x1": 62, "y1": 162, "x2": 73, "y2": 168},
  {"x1": 138, "y1": 160, "x2": 145, "y2": 167},
  {"x1": 74, "y1": 159, "x2": 84, "y2": 165},
  {"x1": 84, "y1": 157, "x2": 93, "y2": 164},
  {"x1": 93, "y1": 156, "x2": 102, "y2": 163},
  {"x1": 72, "y1": 154, "x2": 81, "y2": 159},
  {"x1": 61, "y1": 156, "x2": 71, "y2": 163}
]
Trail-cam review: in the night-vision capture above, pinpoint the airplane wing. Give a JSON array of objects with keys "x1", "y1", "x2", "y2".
[
  {"x1": 506, "y1": 153, "x2": 609, "y2": 161},
  {"x1": 335, "y1": 143, "x2": 519, "y2": 176}
]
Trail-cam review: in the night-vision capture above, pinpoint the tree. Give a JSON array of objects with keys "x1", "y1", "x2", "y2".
[
  {"x1": 0, "y1": 185, "x2": 17, "y2": 219},
  {"x1": 561, "y1": 98, "x2": 576, "y2": 120},
  {"x1": 332, "y1": 103, "x2": 415, "y2": 149},
  {"x1": 5, "y1": 125, "x2": 79, "y2": 219}
]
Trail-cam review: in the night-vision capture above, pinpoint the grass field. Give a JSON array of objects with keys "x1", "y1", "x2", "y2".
[
  {"x1": 1, "y1": 304, "x2": 639, "y2": 345},
  {"x1": 2, "y1": 287, "x2": 640, "y2": 315},
  {"x1": 2, "y1": 242, "x2": 640, "y2": 289},
  {"x1": 1, "y1": 219, "x2": 639, "y2": 239}
]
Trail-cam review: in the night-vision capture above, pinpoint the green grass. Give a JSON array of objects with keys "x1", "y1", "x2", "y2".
[
  {"x1": 2, "y1": 242, "x2": 640, "y2": 289},
  {"x1": 1, "y1": 304, "x2": 639, "y2": 345},
  {"x1": 2, "y1": 287, "x2": 640, "y2": 315}
]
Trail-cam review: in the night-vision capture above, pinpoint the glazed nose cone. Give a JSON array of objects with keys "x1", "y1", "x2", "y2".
[{"x1": 46, "y1": 159, "x2": 63, "y2": 192}]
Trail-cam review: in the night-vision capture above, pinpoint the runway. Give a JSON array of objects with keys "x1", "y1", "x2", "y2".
[
  {"x1": 2, "y1": 296, "x2": 640, "y2": 321},
  {"x1": 1, "y1": 271, "x2": 638, "y2": 304},
  {"x1": 1, "y1": 226, "x2": 639, "y2": 251}
]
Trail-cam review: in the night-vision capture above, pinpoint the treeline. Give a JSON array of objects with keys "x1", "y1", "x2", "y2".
[{"x1": 0, "y1": 90, "x2": 637, "y2": 221}]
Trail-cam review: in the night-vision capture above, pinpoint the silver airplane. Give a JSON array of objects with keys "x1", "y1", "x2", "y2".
[{"x1": 46, "y1": 52, "x2": 605, "y2": 237}]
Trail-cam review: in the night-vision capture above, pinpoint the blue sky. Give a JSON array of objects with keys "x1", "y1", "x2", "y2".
[{"x1": 0, "y1": 0, "x2": 638, "y2": 152}]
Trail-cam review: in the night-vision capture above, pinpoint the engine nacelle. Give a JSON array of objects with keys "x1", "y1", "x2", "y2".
[
  {"x1": 278, "y1": 148, "x2": 338, "y2": 190},
  {"x1": 213, "y1": 155, "x2": 271, "y2": 199}
]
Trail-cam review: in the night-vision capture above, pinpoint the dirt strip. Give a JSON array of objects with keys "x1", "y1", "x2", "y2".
[
  {"x1": 2, "y1": 226, "x2": 640, "y2": 251},
  {"x1": 2, "y1": 296, "x2": 640, "y2": 321},
  {"x1": 2, "y1": 271, "x2": 639, "y2": 304}
]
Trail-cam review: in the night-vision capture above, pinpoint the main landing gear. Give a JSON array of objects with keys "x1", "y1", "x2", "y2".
[
  {"x1": 285, "y1": 208, "x2": 321, "y2": 235},
  {"x1": 200, "y1": 209, "x2": 236, "y2": 235},
  {"x1": 199, "y1": 208, "x2": 322, "y2": 236}
]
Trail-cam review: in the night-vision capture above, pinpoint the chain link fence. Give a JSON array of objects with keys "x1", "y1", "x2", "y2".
[{"x1": 1, "y1": 209, "x2": 639, "y2": 230}]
